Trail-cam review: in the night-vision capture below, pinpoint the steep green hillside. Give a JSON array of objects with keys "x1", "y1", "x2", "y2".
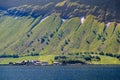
[
  {"x1": 0, "y1": 16, "x2": 35, "y2": 54},
  {"x1": 0, "y1": 14, "x2": 119, "y2": 55},
  {"x1": 0, "y1": 0, "x2": 120, "y2": 64}
]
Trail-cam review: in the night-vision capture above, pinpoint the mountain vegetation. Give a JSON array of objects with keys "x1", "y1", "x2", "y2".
[{"x1": 0, "y1": 0, "x2": 120, "y2": 64}]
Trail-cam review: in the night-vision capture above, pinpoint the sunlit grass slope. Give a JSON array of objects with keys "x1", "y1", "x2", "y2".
[{"x1": 0, "y1": 14, "x2": 119, "y2": 55}]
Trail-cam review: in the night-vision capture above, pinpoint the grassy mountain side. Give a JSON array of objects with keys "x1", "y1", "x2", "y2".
[
  {"x1": 0, "y1": 16, "x2": 35, "y2": 54},
  {"x1": 0, "y1": 0, "x2": 119, "y2": 62},
  {"x1": 0, "y1": 13, "x2": 119, "y2": 55},
  {"x1": 44, "y1": 17, "x2": 81, "y2": 54},
  {"x1": 104, "y1": 24, "x2": 120, "y2": 53},
  {"x1": 7, "y1": 14, "x2": 62, "y2": 55}
]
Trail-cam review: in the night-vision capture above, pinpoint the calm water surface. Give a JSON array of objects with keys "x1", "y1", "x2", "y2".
[{"x1": 0, "y1": 65, "x2": 120, "y2": 80}]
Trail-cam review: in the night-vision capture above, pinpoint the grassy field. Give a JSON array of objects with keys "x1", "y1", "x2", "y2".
[
  {"x1": 0, "y1": 56, "x2": 39, "y2": 64},
  {"x1": 39, "y1": 55, "x2": 56, "y2": 64},
  {"x1": 0, "y1": 55, "x2": 56, "y2": 64},
  {"x1": 91, "y1": 56, "x2": 120, "y2": 64},
  {"x1": 0, "y1": 54, "x2": 120, "y2": 64}
]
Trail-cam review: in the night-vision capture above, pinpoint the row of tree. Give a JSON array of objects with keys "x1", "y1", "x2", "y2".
[
  {"x1": 0, "y1": 53, "x2": 19, "y2": 58},
  {"x1": 0, "y1": 52, "x2": 40, "y2": 58},
  {"x1": 54, "y1": 54, "x2": 101, "y2": 64},
  {"x1": 68, "y1": 52, "x2": 120, "y2": 60}
]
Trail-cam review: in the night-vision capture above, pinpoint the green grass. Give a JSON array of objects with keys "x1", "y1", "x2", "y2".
[
  {"x1": 0, "y1": 55, "x2": 56, "y2": 64},
  {"x1": 103, "y1": 23, "x2": 120, "y2": 53},
  {"x1": 91, "y1": 56, "x2": 120, "y2": 64},
  {"x1": 39, "y1": 55, "x2": 56, "y2": 64},
  {"x1": 0, "y1": 54, "x2": 120, "y2": 64},
  {"x1": 0, "y1": 14, "x2": 119, "y2": 62},
  {"x1": 0, "y1": 16, "x2": 35, "y2": 54},
  {"x1": 0, "y1": 56, "x2": 39, "y2": 64},
  {"x1": 45, "y1": 17, "x2": 81, "y2": 54}
]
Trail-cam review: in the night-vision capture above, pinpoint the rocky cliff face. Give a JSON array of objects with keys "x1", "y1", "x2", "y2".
[{"x1": 0, "y1": 0, "x2": 120, "y2": 22}]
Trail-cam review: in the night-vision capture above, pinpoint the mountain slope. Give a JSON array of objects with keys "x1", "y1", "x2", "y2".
[
  {"x1": 0, "y1": 0, "x2": 120, "y2": 56},
  {"x1": 0, "y1": 14, "x2": 119, "y2": 55}
]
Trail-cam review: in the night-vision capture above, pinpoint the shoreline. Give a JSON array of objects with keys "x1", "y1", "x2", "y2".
[{"x1": 0, "y1": 63, "x2": 120, "y2": 67}]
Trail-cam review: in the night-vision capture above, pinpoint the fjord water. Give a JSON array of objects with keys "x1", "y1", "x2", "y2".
[{"x1": 0, "y1": 65, "x2": 120, "y2": 80}]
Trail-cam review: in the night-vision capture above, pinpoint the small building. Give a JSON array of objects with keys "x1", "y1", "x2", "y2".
[
  {"x1": 9, "y1": 60, "x2": 41, "y2": 66},
  {"x1": 41, "y1": 62, "x2": 48, "y2": 66},
  {"x1": 9, "y1": 62, "x2": 14, "y2": 65},
  {"x1": 34, "y1": 60, "x2": 41, "y2": 65},
  {"x1": 53, "y1": 62, "x2": 61, "y2": 66},
  {"x1": 21, "y1": 60, "x2": 28, "y2": 65},
  {"x1": 14, "y1": 62, "x2": 22, "y2": 65},
  {"x1": 27, "y1": 60, "x2": 35, "y2": 65}
]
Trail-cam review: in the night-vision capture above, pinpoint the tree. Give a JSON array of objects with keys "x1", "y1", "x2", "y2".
[
  {"x1": 40, "y1": 38, "x2": 45, "y2": 43},
  {"x1": 84, "y1": 56, "x2": 91, "y2": 61},
  {"x1": 50, "y1": 33, "x2": 54, "y2": 38},
  {"x1": 32, "y1": 48, "x2": 35, "y2": 51},
  {"x1": 65, "y1": 40, "x2": 68, "y2": 45},
  {"x1": 96, "y1": 56, "x2": 101, "y2": 61},
  {"x1": 13, "y1": 54, "x2": 19, "y2": 58},
  {"x1": 27, "y1": 34, "x2": 30, "y2": 38},
  {"x1": 99, "y1": 51, "x2": 104, "y2": 55}
]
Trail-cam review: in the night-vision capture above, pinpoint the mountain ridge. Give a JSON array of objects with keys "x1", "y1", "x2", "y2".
[{"x1": 0, "y1": 0, "x2": 120, "y2": 22}]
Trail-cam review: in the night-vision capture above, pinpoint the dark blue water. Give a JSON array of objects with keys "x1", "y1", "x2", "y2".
[{"x1": 0, "y1": 65, "x2": 120, "y2": 80}]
